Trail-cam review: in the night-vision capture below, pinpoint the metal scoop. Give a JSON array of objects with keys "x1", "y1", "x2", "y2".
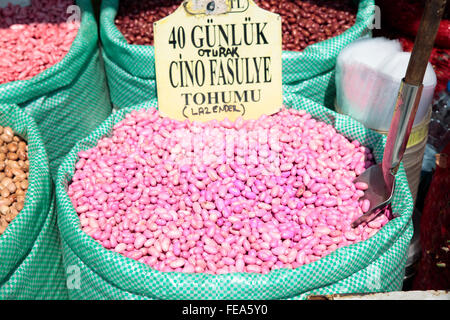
[{"x1": 351, "y1": 0, "x2": 447, "y2": 228}]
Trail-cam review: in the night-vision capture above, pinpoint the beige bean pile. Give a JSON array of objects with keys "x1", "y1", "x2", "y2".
[{"x1": 0, "y1": 125, "x2": 29, "y2": 236}]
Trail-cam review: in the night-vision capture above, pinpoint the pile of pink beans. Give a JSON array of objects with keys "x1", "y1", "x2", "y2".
[
  {"x1": 68, "y1": 108, "x2": 391, "y2": 274},
  {"x1": 0, "y1": 0, "x2": 80, "y2": 84}
]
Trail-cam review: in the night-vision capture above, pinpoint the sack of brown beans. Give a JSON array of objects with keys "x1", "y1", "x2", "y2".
[
  {"x1": 0, "y1": 103, "x2": 68, "y2": 299},
  {"x1": 100, "y1": 0, "x2": 375, "y2": 110},
  {"x1": 55, "y1": 93, "x2": 413, "y2": 299},
  {"x1": 0, "y1": 0, "x2": 112, "y2": 178}
]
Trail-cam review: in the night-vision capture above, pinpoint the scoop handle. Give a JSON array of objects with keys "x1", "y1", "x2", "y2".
[
  {"x1": 382, "y1": 0, "x2": 447, "y2": 188},
  {"x1": 405, "y1": 0, "x2": 448, "y2": 86}
]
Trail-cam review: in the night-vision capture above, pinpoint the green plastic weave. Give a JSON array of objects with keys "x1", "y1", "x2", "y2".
[{"x1": 55, "y1": 93, "x2": 413, "y2": 300}]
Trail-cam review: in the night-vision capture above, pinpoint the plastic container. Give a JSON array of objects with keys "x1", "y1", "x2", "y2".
[{"x1": 336, "y1": 42, "x2": 437, "y2": 131}]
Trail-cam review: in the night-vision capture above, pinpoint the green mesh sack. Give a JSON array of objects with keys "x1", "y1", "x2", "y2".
[
  {"x1": 99, "y1": 0, "x2": 157, "y2": 110},
  {"x1": 55, "y1": 94, "x2": 413, "y2": 300},
  {"x1": 100, "y1": 0, "x2": 374, "y2": 110},
  {"x1": 0, "y1": 0, "x2": 112, "y2": 178},
  {"x1": 0, "y1": 104, "x2": 68, "y2": 300}
]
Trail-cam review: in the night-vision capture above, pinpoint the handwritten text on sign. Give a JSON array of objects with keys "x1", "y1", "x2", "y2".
[{"x1": 154, "y1": 0, "x2": 282, "y2": 122}]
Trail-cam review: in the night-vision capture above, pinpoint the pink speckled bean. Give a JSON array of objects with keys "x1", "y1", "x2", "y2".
[
  {"x1": 71, "y1": 108, "x2": 391, "y2": 274},
  {"x1": 361, "y1": 199, "x2": 371, "y2": 213},
  {"x1": 355, "y1": 182, "x2": 369, "y2": 191}
]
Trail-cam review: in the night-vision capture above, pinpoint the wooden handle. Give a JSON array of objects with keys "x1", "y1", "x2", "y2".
[{"x1": 405, "y1": 0, "x2": 447, "y2": 86}]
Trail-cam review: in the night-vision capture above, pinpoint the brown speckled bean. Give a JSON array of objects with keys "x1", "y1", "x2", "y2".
[{"x1": 0, "y1": 125, "x2": 28, "y2": 236}]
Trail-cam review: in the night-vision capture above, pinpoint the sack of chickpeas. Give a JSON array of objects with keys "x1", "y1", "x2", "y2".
[
  {"x1": 55, "y1": 94, "x2": 413, "y2": 299},
  {"x1": 0, "y1": 0, "x2": 112, "y2": 178},
  {"x1": 100, "y1": 0, "x2": 375, "y2": 110},
  {"x1": 0, "y1": 103, "x2": 67, "y2": 300}
]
